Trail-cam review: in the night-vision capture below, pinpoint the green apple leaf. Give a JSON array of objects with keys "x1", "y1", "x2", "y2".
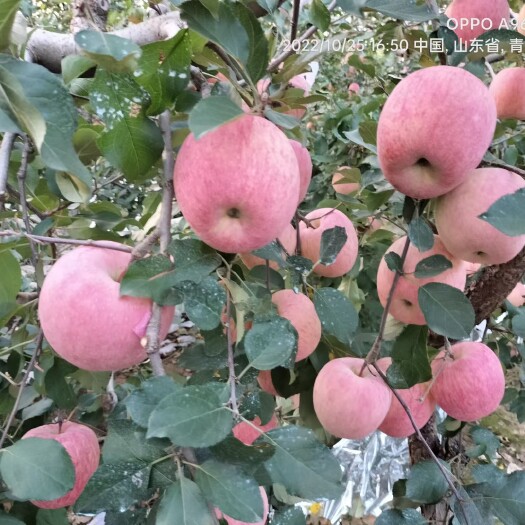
[
  {"x1": 376, "y1": 509, "x2": 427, "y2": 525},
  {"x1": 188, "y1": 95, "x2": 243, "y2": 139},
  {"x1": 194, "y1": 460, "x2": 264, "y2": 523},
  {"x1": 418, "y1": 283, "x2": 475, "y2": 340},
  {"x1": 271, "y1": 507, "x2": 307, "y2": 525},
  {"x1": 314, "y1": 287, "x2": 358, "y2": 345},
  {"x1": 74, "y1": 462, "x2": 151, "y2": 514},
  {"x1": 182, "y1": 277, "x2": 227, "y2": 330},
  {"x1": 385, "y1": 252, "x2": 403, "y2": 273},
  {"x1": 75, "y1": 31, "x2": 142, "y2": 73},
  {"x1": 256, "y1": 426, "x2": 343, "y2": 499},
  {"x1": 0, "y1": 249, "x2": 21, "y2": 305},
  {"x1": 125, "y1": 376, "x2": 182, "y2": 428},
  {"x1": 156, "y1": 477, "x2": 215, "y2": 525},
  {"x1": 147, "y1": 385, "x2": 233, "y2": 447},
  {"x1": 0, "y1": 0, "x2": 21, "y2": 51},
  {"x1": 365, "y1": 0, "x2": 438, "y2": 23},
  {"x1": 414, "y1": 255, "x2": 453, "y2": 278},
  {"x1": 386, "y1": 325, "x2": 431, "y2": 389},
  {"x1": 408, "y1": 217, "x2": 434, "y2": 252},
  {"x1": 0, "y1": 438, "x2": 75, "y2": 500},
  {"x1": 309, "y1": 0, "x2": 331, "y2": 31},
  {"x1": 319, "y1": 226, "x2": 347, "y2": 266},
  {"x1": 244, "y1": 316, "x2": 298, "y2": 369},
  {"x1": 405, "y1": 461, "x2": 449, "y2": 504},
  {"x1": 35, "y1": 508, "x2": 69, "y2": 525},
  {"x1": 479, "y1": 187, "x2": 525, "y2": 237}
]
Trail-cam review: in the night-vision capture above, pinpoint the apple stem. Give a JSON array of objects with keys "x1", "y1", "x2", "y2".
[{"x1": 370, "y1": 363, "x2": 470, "y2": 523}]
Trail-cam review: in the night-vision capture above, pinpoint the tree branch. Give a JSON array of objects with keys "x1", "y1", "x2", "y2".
[
  {"x1": 290, "y1": 0, "x2": 301, "y2": 43},
  {"x1": 0, "y1": 133, "x2": 16, "y2": 210},
  {"x1": 142, "y1": 110, "x2": 175, "y2": 377},
  {"x1": 26, "y1": 12, "x2": 184, "y2": 72}
]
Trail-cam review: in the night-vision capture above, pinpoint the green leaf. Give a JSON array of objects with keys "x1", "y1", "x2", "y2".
[
  {"x1": 359, "y1": 120, "x2": 378, "y2": 146},
  {"x1": 479, "y1": 187, "x2": 525, "y2": 237},
  {"x1": 119, "y1": 255, "x2": 173, "y2": 299},
  {"x1": 61, "y1": 55, "x2": 96, "y2": 85},
  {"x1": 75, "y1": 31, "x2": 142, "y2": 73},
  {"x1": 257, "y1": 426, "x2": 343, "y2": 499},
  {"x1": 0, "y1": 0, "x2": 21, "y2": 51},
  {"x1": 313, "y1": 288, "x2": 358, "y2": 345},
  {"x1": 98, "y1": 116, "x2": 163, "y2": 182},
  {"x1": 252, "y1": 240, "x2": 288, "y2": 267},
  {"x1": 36, "y1": 508, "x2": 69, "y2": 525},
  {"x1": 319, "y1": 226, "x2": 347, "y2": 266},
  {"x1": 0, "y1": 438, "x2": 75, "y2": 500},
  {"x1": 414, "y1": 255, "x2": 452, "y2": 278},
  {"x1": 263, "y1": 108, "x2": 300, "y2": 130},
  {"x1": 418, "y1": 283, "x2": 475, "y2": 340},
  {"x1": 194, "y1": 460, "x2": 264, "y2": 523},
  {"x1": 147, "y1": 384, "x2": 233, "y2": 447},
  {"x1": 74, "y1": 462, "x2": 151, "y2": 514},
  {"x1": 385, "y1": 252, "x2": 403, "y2": 273},
  {"x1": 366, "y1": 0, "x2": 438, "y2": 22},
  {"x1": 466, "y1": 426, "x2": 500, "y2": 460},
  {"x1": 210, "y1": 436, "x2": 275, "y2": 467},
  {"x1": 408, "y1": 217, "x2": 434, "y2": 252},
  {"x1": 183, "y1": 277, "x2": 227, "y2": 330},
  {"x1": 244, "y1": 316, "x2": 298, "y2": 369},
  {"x1": 272, "y1": 507, "x2": 307, "y2": 525},
  {"x1": 376, "y1": 509, "x2": 427, "y2": 525},
  {"x1": 466, "y1": 470, "x2": 525, "y2": 524},
  {"x1": 344, "y1": 128, "x2": 377, "y2": 154},
  {"x1": 0, "y1": 56, "x2": 91, "y2": 197},
  {"x1": 309, "y1": 0, "x2": 331, "y2": 31},
  {"x1": 0, "y1": 511, "x2": 25, "y2": 525},
  {"x1": 136, "y1": 30, "x2": 192, "y2": 116},
  {"x1": 102, "y1": 420, "x2": 170, "y2": 464},
  {"x1": 125, "y1": 376, "x2": 181, "y2": 428},
  {"x1": 0, "y1": 249, "x2": 21, "y2": 305},
  {"x1": 386, "y1": 325, "x2": 431, "y2": 389},
  {"x1": 168, "y1": 238, "x2": 221, "y2": 283},
  {"x1": 405, "y1": 461, "x2": 449, "y2": 504},
  {"x1": 181, "y1": 0, "x2": 249, "y2": 60},
  {"x1": 156, "y1": 477, "x2": 215, "y2": 525},
  {"x1": 231, "y1": 2, "x2": 269, "y2": 83},
  {"x1": 512, "y1": 313, "x2": 525, "y2": 338},
  {"x1": 44, "y1": 358, "x2": 77, "y2": 410},
  {"x1": 188, "y1": 95, "x2": 243, "y2": 139}
]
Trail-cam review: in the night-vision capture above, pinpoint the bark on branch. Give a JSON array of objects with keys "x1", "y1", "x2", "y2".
[{"x1": 26, "y1": 12, "x2": 184, "y2": 72}]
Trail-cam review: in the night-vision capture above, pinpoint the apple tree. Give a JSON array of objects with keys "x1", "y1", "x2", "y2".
[{"x1": 0, "y1": 0, "x2": 525, "y2": 524}]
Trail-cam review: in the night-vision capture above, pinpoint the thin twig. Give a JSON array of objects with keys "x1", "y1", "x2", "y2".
[
  {"x1": 0, "y1": 331, "x2": 44, "y2": 449},
  {"x1": 17, "y1": 137, "x2": 38, "y2": 266},
  {"x1": 363, "y1": 235, "x2": 411, "y2": 368},
  {"x1": 224, "y1": 264, "x2": 239, "y2": 416},
  {"x1": 0, "y1": 231, "x2": 134, "y2": 253},
  {"x1": 131, "y1": 228, "x2": 160, "y2": 261},
  {"x1": 0, "y1": 133, "x2": 16, "y2": 210},
  {"x1": 143, "y1": 110, "x2": 175, "y2": 377},
  {"x1": 268, "y1": 0, "x2": 337, "y2": 73},
  {"x1": 290, "y1": 0, "x2": 301, "y2": 42},
  {"x1": 370, "y1": 363, "x2": 470, "y2": 525},
  {"x1": 481, "y1": 160, "x2": 525, "y2": 179}
]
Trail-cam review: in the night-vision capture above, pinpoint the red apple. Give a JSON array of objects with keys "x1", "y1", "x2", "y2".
[
  {"x1": 215, "y1": 487, "x2": 269, "y2": 525},
  {"x1": 257, "y1": 370, "x2": 279, "y2": 396},
  {"x1": 272, "y1": 289, "x2": 322, "y2": 361},
  {"x1": 173, "y1": 114, "x2": 300, "y2": 253},
  {"x1": 446, "y1": 0, "x2": 510, "y2": 44},
  {"x1": 22, "y1": 422, "x2": 100, "y2": 509},
  {"x1": 232, "y1": 414, "x2": 278, "y2": 445},
  {"x1": 376, "y1": 235, "x2": 467, "y2": 325},
  {"x1": 376, "y1": 358, "x2": 436, "y2": 438},
  {"x1": 348, "y1": 82, "x2": 360, "y2": 96},
  {"x1": 240, "y1": 223, "x2": 297, "y2": 271},
  {"x1": 430, "y1": 341, "x2": 505, "y2": 421},
  {"x1": 313, "y1": 357, "x2": 392, "y2": 439},
  {"x1": 299, "y1": 208, "x2": 359, "y2": 278},
  {"x1": 507, "y1": 282, "x2": 525, "y2": 307},
  {"x1": 377, "y1": 65, "x2": 497, "y2": 199},
  {"x1": 489, "y1": 67, "x2": 525, "y2": 120},
  {"x1": 435, "y1": 167, "x2": 525, "y2": 265},
  {"x1": 289, "y1": 139, "x2": 313, "y2": 203},
  {"x1": 38, "y1": 244, "x2": 175, "y2": 371}
]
